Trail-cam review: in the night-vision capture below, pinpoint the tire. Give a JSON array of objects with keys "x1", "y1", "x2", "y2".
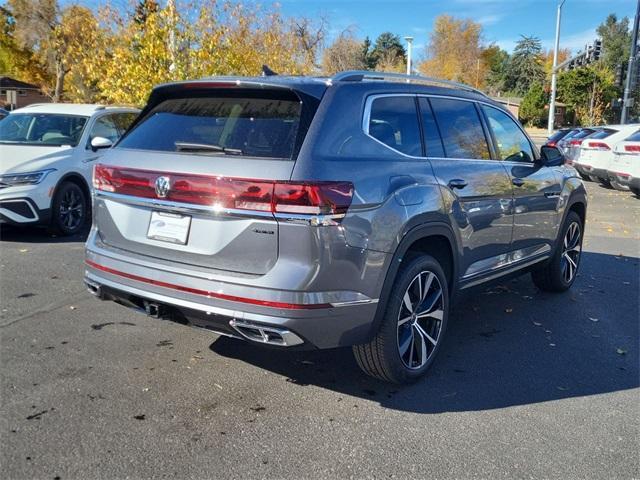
[
  {"x1": 353, "y1": 254, "x2": 449, "y2": 384},
  {"x1": 610, "y1": 180, "x2": 629, "y2": 191},
  {"x1": 629, "y1": 187, "x2": 640, "y2": 197},
  {"x1": 588, "y1": 174, "x2": 601, "y2": 183},
  {"x1": 50, "y1": 181, "x2": 88, "y2": 236},
  {"x1": 531, "y1": 211, "x2": 583, "y2": 293},
  {"x1": 598, "y1": 178, "x2": 612, "y2": 188},
  {"x1": 578, "y1": 172, "x2": 591, "y2": 181}
]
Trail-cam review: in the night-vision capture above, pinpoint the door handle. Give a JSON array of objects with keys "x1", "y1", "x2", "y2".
[
  {"x1": 447, "y1": 179, "x2": 468, "y2": 190},
  {"x1": 512, "y1": 178, "x2": 525, "y2": 187},
  {"x1": 544, "y1": 191, "x2": 561, "y2": 198}
]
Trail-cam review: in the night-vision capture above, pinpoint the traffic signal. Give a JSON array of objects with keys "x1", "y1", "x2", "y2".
[
  {"x1": 593, "y1": 39, "x2": 602, "y2": 61},
  {"x1": 615, "y1": 64, "x2": 625, "y2": 87}
]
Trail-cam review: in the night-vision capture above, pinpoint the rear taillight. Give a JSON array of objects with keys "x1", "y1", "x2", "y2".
[
  {"x1": 587, "y1": 141, "x2": 610, "y2": 150},
  {"x1": 546, "y1": 141, "x2": 557, "y2": 147},
  {"x1": 624, "y1": 145, "x2": 640, "y2": 153},
  {"x1": 569, "y1": 139, "x2": 583, "y2": 146},
  {"x1": 93, "y1": 165, "x2": 353, "y2": 217}
]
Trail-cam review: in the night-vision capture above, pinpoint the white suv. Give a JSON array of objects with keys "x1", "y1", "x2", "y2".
[{"x1": 0, "y1": 103, "x2": 139, "y2": 234}]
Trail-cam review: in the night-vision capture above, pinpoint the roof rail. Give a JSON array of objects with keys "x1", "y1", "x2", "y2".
[{"x1": 331, "y1": 70, "x2": 488, "y2": 97}]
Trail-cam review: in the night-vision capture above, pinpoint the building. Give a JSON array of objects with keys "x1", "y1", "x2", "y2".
[{"x1": 0, "y1": 76, "x2": 51, "y2": 110}]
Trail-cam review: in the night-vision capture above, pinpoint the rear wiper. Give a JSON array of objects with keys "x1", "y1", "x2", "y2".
[{"x1": 174, "y1": 141, "x2": 243, "y2": 155}]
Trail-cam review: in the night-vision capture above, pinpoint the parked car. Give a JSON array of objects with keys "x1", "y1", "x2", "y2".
[
  {"x1": 545, "y1": 128, "x2": 573, "y2": 148},
  {"x1": 84, "y1": 71, "x2": 587, "y2": 383},
  {"x1": 559, "y1": 127, "x2": 596, "y2": 166},
  {"x1": 0, "y1": 103, "x2": 139, "y2": 234},
  {"x1": 573, "y1": 124, "x2": 640, "y2": 186},
  {"x1": 0, "y1": 108, "x2": 9, "y2": 120},
  {"x1": 606, "y1": 129, "x2": 640, "y2": 195}
]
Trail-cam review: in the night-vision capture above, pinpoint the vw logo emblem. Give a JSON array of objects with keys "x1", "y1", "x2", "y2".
[{"x1": 155, "y1": 176, "x2": 171, "y2": 198}]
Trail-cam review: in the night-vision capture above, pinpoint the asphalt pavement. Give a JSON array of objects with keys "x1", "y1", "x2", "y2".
[{"x1": 1, "y1": 182, "x2": 638, "y2": 479}]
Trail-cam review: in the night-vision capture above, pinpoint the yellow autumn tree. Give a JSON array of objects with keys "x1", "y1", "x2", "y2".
[{"x1": 419, "y1": 15, "x2": 486, "y2": 88}]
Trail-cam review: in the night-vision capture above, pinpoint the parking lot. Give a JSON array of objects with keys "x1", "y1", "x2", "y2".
[{"x1": 1, "y1": 182, "x2": 638, "y2": 479}]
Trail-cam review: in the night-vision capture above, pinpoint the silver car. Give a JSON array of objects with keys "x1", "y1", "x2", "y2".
[{"x1": 85, "y1": 71, "x2": 587, "y2": 383}]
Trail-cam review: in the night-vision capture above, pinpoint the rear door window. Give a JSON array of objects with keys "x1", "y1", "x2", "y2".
[
  {"x1": 482, "y1": 105, "x2": 534, "y2": 162},
  {"x1": 367, "y1": 96, "x2": 422, "y2": 156},
  {"x1": 429, "y1": 98, "x2": 490, "y2": 160},
  {"x1": 118, "y1": 93, "x2": 303, "y2": 160}
]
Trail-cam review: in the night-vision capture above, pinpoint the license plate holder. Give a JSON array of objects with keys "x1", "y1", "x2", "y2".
[{"x1": 147, "y1": 211, "x2": 191, "y2": 245}]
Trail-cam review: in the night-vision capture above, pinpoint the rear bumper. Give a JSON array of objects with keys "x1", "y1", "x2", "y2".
[
  {"x1": 574, "y1": 164, "x2": 607, "y2": 180},
  {"x1": 606, "y1": 171, "x2": 640, "y2": 189},
  {"x1": 84, "y1": 243, "x2": 381, "y2": 349}
]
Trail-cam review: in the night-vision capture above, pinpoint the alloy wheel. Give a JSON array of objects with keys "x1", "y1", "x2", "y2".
[
  {"x1": 397, "y1": 270, "x2": 445, "y2": 369},
  {"x1": 561, "y1": 221, "x2": 581, "y2": 283},
  {"x1": 58, "y1": 187, "x2": 84, "y2": 231}
]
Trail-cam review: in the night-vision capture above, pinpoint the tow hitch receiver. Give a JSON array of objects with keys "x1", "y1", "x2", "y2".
[{"x1": 144, "y1": 301, "x2": 164, "y2": 318}]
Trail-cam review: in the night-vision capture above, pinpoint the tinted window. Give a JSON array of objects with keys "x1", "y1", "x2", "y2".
[
  {"x1": 89, "y1": 115, "x2": 120, "y2": 143},
  {"x1": 547, "y1": 129, "x2": 571, "y2": 143},
  {"x1": 0, "y1": 114, "x2": 87, "y2": 146},
  {"x1": 368, "y1": 96, "x2": 421, "y2": 156},
  {"x1": 573, "y1": 129, "x2": 595, "y2": 139},
  {"x1": 482, "y1": 105, "x2": 534, "y2": 162},
  {"x1": 118, "y1": 93, "x2": 302, "y2": 160},
  {"x1": 418, "y1": 98, "x2": 445, "y2": 157},
  {"x1": 625, "y1": 130, "x2": 640, "y2": 142},
  {"x1": 589, "y1": 128, "x2": 617, "y2": 139},
  {"x1": 430, "y1": 98, "x2": 490, "y2": 160}
]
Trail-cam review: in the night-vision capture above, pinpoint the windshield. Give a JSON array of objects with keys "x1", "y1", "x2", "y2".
[
  {"x1": 118, "y1": 92, "x2": 303, "y2": 160},
  {"x1": 0, "y1": 114, "x2": 88, "y2": 146}
]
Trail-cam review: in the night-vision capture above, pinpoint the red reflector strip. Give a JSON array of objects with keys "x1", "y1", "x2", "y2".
[
  {"x1": 624, "y1": 145, "x2": 640, "y2": 152},
  {"x1": 587, "y1": 141, "x2": 610, "y2": 150},
  {"x1": 85, "y1": 260, "x2": 330, "y2": 310}
]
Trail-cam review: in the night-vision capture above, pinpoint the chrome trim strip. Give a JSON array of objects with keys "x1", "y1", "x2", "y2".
[
  {"x1": 95, "y1": 190, "x2": 346, "y2": 225},
  {"x1": 329, "y1": 298, "x2": 379, "y2": 308},
  {"x1": 461, "y1": 244, "x2": 552, "y2": 280},
  {"x1": 460, "y1": 256, "x2": 549, "y2": 290},
  {"x1": 229, "y1": 319, "x2": 304, "y2": 347}
]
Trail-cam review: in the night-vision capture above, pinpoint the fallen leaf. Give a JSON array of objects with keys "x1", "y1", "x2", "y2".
[
  {"x1": 69, "y1": 306, "x2": 76, "y2": 310},
  {"x1": 19, "y1": 249, "x2": 28, "y2": 253}
]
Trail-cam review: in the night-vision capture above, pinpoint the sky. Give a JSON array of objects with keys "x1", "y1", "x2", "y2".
[
  {"x1": 274, "y1": 0, "x2": 636, "y2": 54},
  {"x1": 65, "y1": 0, "x2": 637, "y2": 55}
]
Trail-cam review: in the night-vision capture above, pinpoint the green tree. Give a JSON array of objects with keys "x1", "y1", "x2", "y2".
[
  {"x1": 481, "y1": 44, "x2": 509, "y2": 94},
  {"x1": 596, "y1": 14, "x2": 631, "y2": 71},
  {"x1": 557, "y1": 65, "x2": 617, "y2": 125},
  {"x1": 370, "y1": 32, "x2": 406, "y2": 70},
  {"x1": 519, "y1": 82, "x2": 547, "y2": 127},
  {"x1": 504, "y1": 35, "x2": 545, "y2": 96}
]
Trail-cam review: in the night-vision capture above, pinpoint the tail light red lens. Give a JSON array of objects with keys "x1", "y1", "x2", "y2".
[
  {"x1": 624, "y1": 145, "x2": 640, "y2": 153},
  {"x1": 587, "y1": 141, "x2": 610, "y2": 150},
  {"x1": 569, "y1": 139, "x2": 583, "y2": 146},
  {"x1": 93, "y1": 165, "x2": 353, "y2": 217},
  {"x1": 546, "y1": 141, "x2": 557, "y2": 147}
]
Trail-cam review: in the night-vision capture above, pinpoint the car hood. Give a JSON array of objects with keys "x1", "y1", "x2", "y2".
[{"x1": 0, "y1": 144, "x2": 74, "y2": 174}]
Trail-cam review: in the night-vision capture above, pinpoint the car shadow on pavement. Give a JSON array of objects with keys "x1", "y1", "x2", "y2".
[
  {"x1": 0, "y1": 224, "x2": 90, "y2": 244},
  {"x1": 210, "y1": 251, "x2": 639, "y2": 413}
]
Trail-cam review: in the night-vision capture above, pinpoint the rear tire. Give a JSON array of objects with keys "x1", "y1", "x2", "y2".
[
  {"x1": 50, "y1": 181, "x2": 88, "y2": 236},
  {"x1": 532, "y1": 211, "x2": 583, "y2": 292},
  {"x1": 631, "y1": 187, "x2": 640, "y2": 197},
  {"x1": 353, "y1": 255, "x2": 449, "y2": 384}
]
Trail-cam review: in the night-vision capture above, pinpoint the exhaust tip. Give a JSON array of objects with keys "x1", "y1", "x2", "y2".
[
  {"x1": 85, "y1": 280, "x2": 102, "y2": 298},
  {"x1": 229, "y1": 319, "x2": 304, "y2": 347}
]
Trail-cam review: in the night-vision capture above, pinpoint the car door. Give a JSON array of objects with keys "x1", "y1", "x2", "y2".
[
  {"x1": 480, "y1": 104, "x2": 562, "y2": 254},
  {"x1": 423, "y1": 96, "x2": 514, "y2": 280}
]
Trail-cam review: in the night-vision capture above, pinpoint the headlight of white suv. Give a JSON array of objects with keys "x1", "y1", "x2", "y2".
[{"x1": 0, "y1": 169, "x2": 56, "y2": 188}]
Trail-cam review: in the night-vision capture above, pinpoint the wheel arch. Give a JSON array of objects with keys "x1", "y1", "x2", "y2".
[{"x1": 364, "y1": 222, "x2": 459, "y2": 343}]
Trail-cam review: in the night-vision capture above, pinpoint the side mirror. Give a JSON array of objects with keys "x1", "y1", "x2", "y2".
[
  {"x1": 539, "y1": 145, "x2": 564, "y2": 166},
  {"x1": 90, "y1": 136, "x2": 113, "y2": 151}
]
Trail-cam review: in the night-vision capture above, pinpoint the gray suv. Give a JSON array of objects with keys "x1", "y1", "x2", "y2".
[{"x1": 84, "y1": 71, "x2": 587, "y2": 383}]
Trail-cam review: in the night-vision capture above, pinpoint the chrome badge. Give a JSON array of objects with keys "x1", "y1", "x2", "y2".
[{"x1": 154, "y1": 176, "x2": 171, "y2": 198}]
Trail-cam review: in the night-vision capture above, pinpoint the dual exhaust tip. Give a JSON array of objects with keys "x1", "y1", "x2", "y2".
[{"x1": 85, "y1": 280, "x2": 304, "y2": 347}]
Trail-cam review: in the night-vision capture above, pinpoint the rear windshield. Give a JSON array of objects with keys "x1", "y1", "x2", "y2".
[
  {"x1": 118, "y1": 92, "x2": 303, "y2": 160},
  {"x1": 625, "y1": 130, "x2": 640, "y2": 142},
  {"x1": 572, "y1": 129, "x2": 595, "y2": 139},
  {"x1": 588, "y1": 128, "x2": 617, "y2": 139},
  {"x1": 548, "y1": 129, "x2": 571, "y2": 142}
]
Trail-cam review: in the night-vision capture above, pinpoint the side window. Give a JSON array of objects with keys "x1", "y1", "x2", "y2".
[
  {"x1": 430, "y1": 98, "x2": 490, "y2": 160},
  {"x1": 482, "y1": 105, "x2": 534, "y2": 163},
  {"x1": 418, "y1": 97, "x2": 445, "y2": 157},
  {"x1": 112, "y1": 112, "x2": 138, "y2": 135},
  {"x1": 367, "y1": 96, "x2": 421, "y2": 156},
  {"x1": 89, "y1": 115, "x2": 120, "y2": 144}
]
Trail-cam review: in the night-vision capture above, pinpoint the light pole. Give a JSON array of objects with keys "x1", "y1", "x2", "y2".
[
  {"x1": 404, "y1": 36, "x2": 414, "y2": 75},
  {"x1": 621, "y1": 0, "x2": 639, "y2": 124},
  {"x1": 548, "y1": 0, "x2": 566, "y2": 135}
]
